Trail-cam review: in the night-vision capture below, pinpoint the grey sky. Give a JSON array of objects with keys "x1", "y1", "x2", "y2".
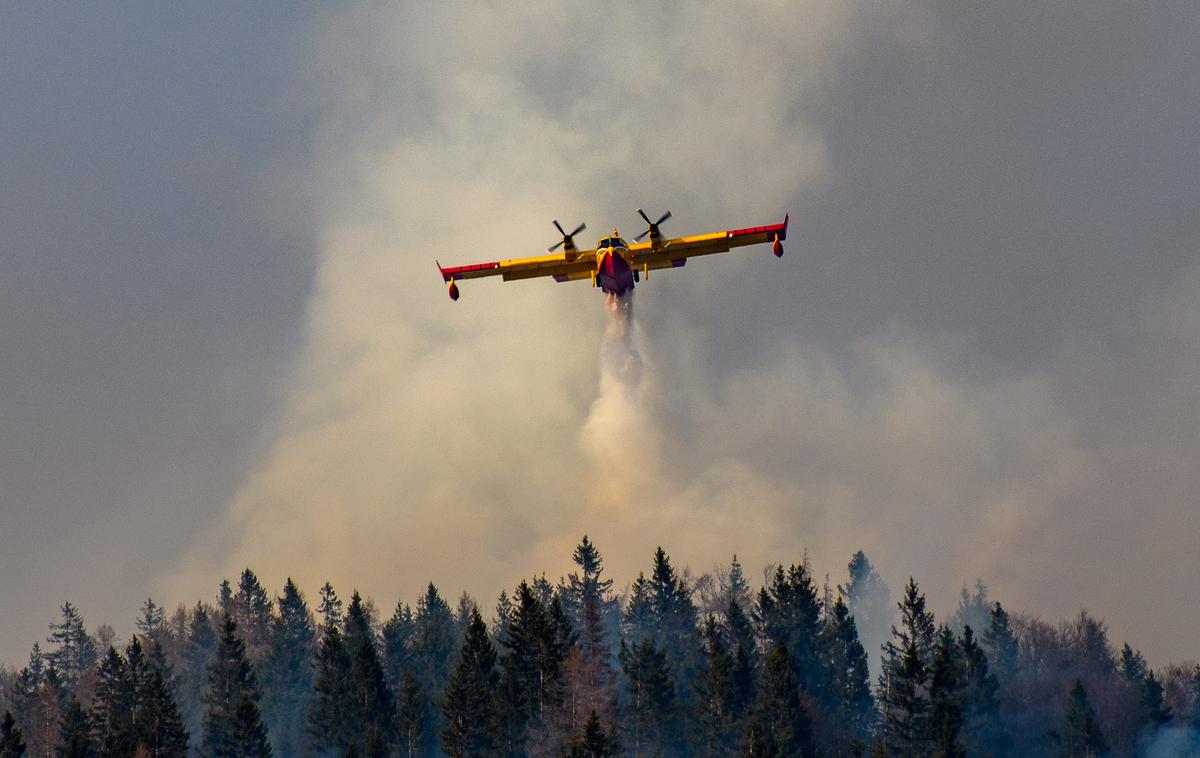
[{"x1": 2, "y1": 2, "x2": 1198, "y2": 668}]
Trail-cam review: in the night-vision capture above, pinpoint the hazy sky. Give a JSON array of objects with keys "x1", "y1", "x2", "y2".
[{"x1": 2, "y1": 2, "x2": 1198, "y2": 668}]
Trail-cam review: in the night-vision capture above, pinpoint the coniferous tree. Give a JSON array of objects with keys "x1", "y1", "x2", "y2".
[
  {"x1": 382, "y1": 601, "x2": 416, "y2": 687},
  {"x1": 57, "y1": 698, "x2": 93, "y2": 758},
  {"x1": 411, "y1": 583, "x2": 457, "y2": 755},
  {"x1": 394, "y1": 666, "x2": 426, "y2": 758},
  {"x1": 137, "y1": 598, "x2": 167, "y2": 647},
  {"x1": 441, "y1": 608, "x2": 500, "y2": 758},
  {"x1": 956, "y1": 625, "x2": 1000, "y2": 755},
  {"x1": 757, "y1": 563, "x2": 823, "y2": 700},
  {"x1": 202, "y1": 614, "x2": 270, "y2": 758},
  {"x1": 261, "y1": 578, "x2": 315, "y2": 757},
  {"x1": 948, "y1": 581, "x2": 990, "y2": 639},
  {"x1": 645, "y1": 547, "x2": 701, "y2": 711},
  {"x1": 0, "y1": 712, "x2": 26, "y2": 758},
  {"x1": 562, "y1": 536, "x2": 618, "y2": 719},
  {"x1": 307, "y1": 622, "x2": 354, "y2": 754},
  {"x1": 89, "y1": 647, "x2": 135, "y2": 757},
  {"x1": 1118, "y1": 643, "x2": 1147, "y2": 684},
  {"x1": 618, "y1": 638, "x2": 680, "y2": 756},
  {"x1": 565, "y1": 711, "x2": 618, "y2": 758},
  {"x1": 497, "y1": 581, "x2": 570, "y2": 754},
  {"x1": 927, "y1": 626, "x2": 965, "y2": 758},
  {"x1": 1047, "y1": 680, "x2": 1107, "y2": 758},
  {"x1": 133, "y1": 641, "x2": 188, "y2": 757},
  {"x1": 878, "y1": 578, "x2": 936, "y2": 757},
  {"x1": 232, "y1": 569, "x2": 274, "y2": 664},
  {"x1": 317, "y1": 582, "x2": 343, "y2": 632},
  {"x1": 696, "y1": 615, "x2": 741, "y2": 756},
  {"x1": 1138, "y1": 671, "x2": 1171, "y2": 731},
  {"x1": 821, "y1": 595, "x2": 875, "y2": 752},
  {"x1": 46, "y1": 603, "x2": 97, "y2": 692},
  {"x1": 179, "y1": 603, "x2": 217, "y2": 744},
  {"x1": 622, "y1": 574, "x2": 655, "y2": 647},
  {"x1": 982, "y1": 602, "x2": 1018, "y2": 687},
  {"x1": 346, "y1": 597, "x2": 397, "y2": 755},
  {"x1": 841, "y1": 552, "x2": 891, "y2": 682},
  {"x1": 743, "y1": 642, "x2": 817, "y2": 758}
]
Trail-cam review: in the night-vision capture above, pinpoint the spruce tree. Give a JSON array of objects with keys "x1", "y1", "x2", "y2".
[
  {"x1": 497, "y1": 581, "x2": 569, "y2": 754},
  {"x1": 89, "y1": 647, "x2": 135, "y2": 757},
  {"x1": 956, "y1": 625, "x2": 1000, "y2": 755},
  {"x1": 1118, "y1": 643, "x2": 1147, "y2": 684},
  {"x1": 349, "y1": 626, "x2": 398, "y2": 754},
  {"x1": 382, "y1": 601, "x2": 416, "y2": 687},
  {"x1": 743, "y1": 642, "x2": 817, "y2": 758},
  {"x1": 982, "y1": 602, "x2": 1018, "y2": 686},
  {"x1": 441, "y1": 608, "x2": 500, "y2": 758},
  {"x1": 56, "y1": 698, "x2": 93, "y2": 758},
  {"x1": 562, "y1": 536, "x2": 619, "y2": 712},
  {"x1": 618, "y1": 638, "x2": 680, "y2": 756},
  {"x1": 179, "y1": 603, "x2": 217, "y2": 744},
  {"x1": 394, "y1": 666, "x2": 426, "y2": 758},
  {"x1": 411, "y1": 583, "x2": 457, "y2": 754},
  {"x1": 878, "y1": 578, "x2": 936, "y2": 757},
  {"x1": 134, "y1": 641, "x2": 189, "y2": 757},
  {"x1": 261, "y1": 578, "x2": 315, "y2": 757},
  {"x1": 757, "y1": 563, "x2": 823, "y2": 700},
  {"x1": 696, "y1": 615, "x2": 741, "y2": 756},
  {"x1": 927, "y1": 627, "x2": 965, "y2": 758},
  {"x1": 1139, "y1": 671, "x2": 1172, "y2": 731},
  {"x1": 232, "y1": 569, "x2": 274, "y2": 663},
  {"x1": 46, "y1": 602, "x2": 97, "y2": 692},
  {"x1": 203, "y1": 614, "x2": 271, "y2": 757},
  {"x1": 841, "y1": 552, "x2": 892, "y2": 682},
  {"x1": 646, "y1": 547, "x2": 701, "y2": 710},
  {"x1": 821, "y1": 595, "x2": 875, "y2": 751},
  {"x1": 307, "y1": 621, "x2": 354, "y2": 753},
  {"x1": 318, "y1": 582, "x2": 343, "y2": 632},
  {"x1": 0, "y1": 712, "x2": 25, "y2": 758},
  {"x1": 1049, "y1": 680, "x2": 1107, "y2": 758},
  {"x1": 565, "y1": 711, "x2": 619, "y2": 758}
]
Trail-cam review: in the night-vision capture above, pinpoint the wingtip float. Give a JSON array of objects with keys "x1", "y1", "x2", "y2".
[{"x1": 436, "y1": 210, "x2": 788, "y2": 301}]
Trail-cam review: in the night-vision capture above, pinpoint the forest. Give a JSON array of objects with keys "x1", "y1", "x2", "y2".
[{"x1": 0, "y1": 537, "x2": 1196, "y2": 757}]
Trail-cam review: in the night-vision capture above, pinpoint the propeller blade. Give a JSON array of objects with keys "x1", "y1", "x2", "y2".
[
  {"x1": 637, "y1": 208, "x2": 652, "y2": 225},
  {"x1": 655, "y1": 210, "x2": 672, "y2": 225},
  {"x1": 634, "y1": 229, "x2": 649, "y2": 241},
  {"x1": 548, "y1": 219, "x2": 585, "y2": 252},
  {"x1": 569, "y1": 222, "x2": 586, "y2": 237},
  {"x1": 547, "y1": 240, "x2": 564, "y2": 252},
  {"x1": 552, "y1": 219, "x2": 566, "y2": 236},
  {"x1": 634, "y1": 208, "x2": 671, "y2": 241}
]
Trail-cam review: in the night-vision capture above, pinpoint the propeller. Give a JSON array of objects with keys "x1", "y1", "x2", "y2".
[
  {"x1": 548, "y1": 220, "x2": 587, "y2": 252},
  {"x1": 634, "y1": 208, "x2": 672, "y2": 241}
]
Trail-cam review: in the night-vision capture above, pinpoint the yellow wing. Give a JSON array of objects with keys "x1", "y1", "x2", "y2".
[
  {"x1": 438, "y1": 248, "x2": 597, "y2": 284},
  {"x1": 627, "y1": 215, "x2": 789, "y2": 271}
]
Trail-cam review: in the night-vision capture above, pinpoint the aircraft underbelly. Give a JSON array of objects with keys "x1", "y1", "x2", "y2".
[{"x1": 597, "y1": 251, "x2": 635, "y2": 296}]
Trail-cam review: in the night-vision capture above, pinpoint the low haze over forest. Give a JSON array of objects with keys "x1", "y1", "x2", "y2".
[{"x1": 3, "y1": 538, "x2": 1196, "y2": 756}]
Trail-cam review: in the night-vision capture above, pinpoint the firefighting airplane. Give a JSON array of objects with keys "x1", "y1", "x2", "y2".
[{"x1": 436, "y1": 209, "x2": 788, "y2": 300}]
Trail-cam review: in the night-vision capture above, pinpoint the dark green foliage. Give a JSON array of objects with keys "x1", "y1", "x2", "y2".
[
  {"x1": 394, "y1": 666, "x2": 426, "y2": 758},
  {"x1": 565, "y1": 711, "x2": 619, "y2": 758},
  {"x1": 136, "y1": 641, "x2": 189, "y2": 757},
  {"x1": 927, "y1": 626, "x2": 964, "y2": 758},
  {"x1": 497, "y1": 580, "x2": 571, "y2": 753},
  {"x1": 636, "y1": 547, "x2": 701, "y2": 711},
  {"x1": 1139, "y1": 671, "x2": 1171, "y2": 730},
  {"x1": 349, "y1": 629, "x2": 398, "y2": 754},
  {"x1": 0, "y1": 712, "x2": 26, "y2": 758},
  {"x1": 261, "y1": 578, "x2": 315, "y2": 757},
  {"x1": 877, "y1": 578, "x2": 935, "y2": 757},
  {"x1": 1047, "y1": 680, "x2": 1107, "y2": 758},
  {"x1": 179, "y1": 602, "x2": 218, "y2": 744},
  {"x1": 756, "y1": 564, "x2": 823, "y2": 697},
  {"x1": 441, "y1": 608, "x2": 501, "y2": 758},
  {"x1": 46, "y1": 602, "x2": 97, "y2": 692},
  {"x1": 821, "y1": 595, "x2": 875, "y2": 750},
  {"x1": 562, "y1": 536, "x2": 619, "y2": 709},
  {"x1": 89, "y1": 646, "x2": 134, "y2": 756},
  {"x1": 618, "y1": 638, "x2": 680, "y2": 756},
  {"x1": 137, "y1": 597, "x2": 167, "y2": 647},
  {"x1": 203, "y1": 613, "x2": 271, "y2": 757},
  {"x1": 307, "y1": 622, "x2": 354, "y2": 753},
  {"x1": 412, "y1": 583, "x2": 457, "y2": 754},
  {"x1": 56, "y1": 698, "x2": 93, "y2": 758},
  {"x1": 956, "y1": 625, "x2": 1001, "y2": 754},
  {"x1": 743, "y1": 642, "x2": 817, "y2": 758},
  {"x1": 232, "y1": 569, "x2": 274, "y2": 663},
  {"x1": 982, "y1": 602, "x2": 1018, "y2": 686},
  {"x1": 318, "y1": 582, "x2": 343, "y2": 632},
  {"x1": 695, "y1": 615, "x2": 743, "y2": 756},
  {"x1": 1118, "y1": 643, "x2": 1146, "y2": 684},
  {"x1": 382, "y1": 601, "x2": 416, "y2": 686}
]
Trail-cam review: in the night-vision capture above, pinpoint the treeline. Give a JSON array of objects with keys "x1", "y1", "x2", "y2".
[{"x1": 1, "y1": 537, "x2": 1199, "y2": 757}]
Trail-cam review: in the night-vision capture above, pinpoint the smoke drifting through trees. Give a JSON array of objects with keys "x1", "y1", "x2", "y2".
[{"x1": 3, "y1": 543, "x2": 1198, "y2": 757}]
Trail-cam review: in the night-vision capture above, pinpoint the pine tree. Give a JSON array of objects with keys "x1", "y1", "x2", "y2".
[
  {"x1": 261, "y1": 578, "x2": 315, "y2": 757},
  {"x1": 0, "y1": 712, "x2": 26, "y2": 758},
  {"x1": 318, "y1": 582, "x2": 343, "y2": 632},
  {"x1": 645, "y1": 547, "x2": 701, "y2": 710},
  {"x1": 721, "y1": 555, "x2": 753, "y2": 612},
  {"x1": 441, "y1": 608, "x2": 500, "y2": 758},
  {"x1": 56, "y1": 698, "x2": 93, "y2": 758},
  {"x1": 743, "y1": 642, "x2": 817, "y2": 758},
  {"x1": 203, "y1": 614, "x2": 271, "y2": 757},
  {"x1": 878, "y1": 578, "x2": 935, "y2": 757},
  {"x1": 562, "y1": 536, "x2": 618, "y2": 716},
  {"x1": 46, "y1": 602, "x2": 97, "y2": 692},
  {"x1": 618, "y1": 638, "x2": 680, "y2": 756},
  {"x1": 137, "y1": 598, "x2": 167, "y2": 646}
]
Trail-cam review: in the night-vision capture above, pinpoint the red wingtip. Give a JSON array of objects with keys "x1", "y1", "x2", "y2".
[{"x1": 782, "y1": 213, "x2": 789, "y2": 240}]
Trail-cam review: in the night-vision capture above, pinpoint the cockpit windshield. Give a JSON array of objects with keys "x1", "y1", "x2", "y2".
[{"x1": 597, "y1": 237, "x2": 627, "y2": 250}]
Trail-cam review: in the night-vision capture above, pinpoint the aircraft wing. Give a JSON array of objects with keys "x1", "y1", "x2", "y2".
[
  {"x1": 627, "y1": 214, "x2": 789, "y2": 270},
  {"x1": 438, "y1": 249, "x2": 597, "y2": 285}
]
